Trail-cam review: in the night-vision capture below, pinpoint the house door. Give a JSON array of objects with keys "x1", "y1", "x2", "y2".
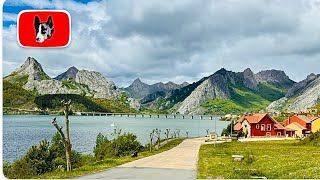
[{"x1": 266, "y1": 132, "x2": 271, "y2": 137}]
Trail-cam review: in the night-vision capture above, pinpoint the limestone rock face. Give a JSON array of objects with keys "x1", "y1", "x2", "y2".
[
  {"x1": 23, "y1": 80, "x2": 83, "y2": 95},
  {"x1": 286, "y1": 73, "x2": 320, "y2": 98},
  {"x1": 177, "y1": 74, "x2": 230, "y2": 114},
  {"x1": 75, "y1": 70, "x2": 121, "y2": 99},
  {"x1": 243, "y1": 68, "x2": 258, "y2": 90},
  {"x1": 6, "y1": 57, "x2": 50, "y2": 81},
  {"x1": 287, "y1": 76, "x2": 320, "y2": 112},
  {"x1": 266, "y1": 97, "x2": 288, "y2": 114},
  {"x1": 255, "y1": 70, "x2": 295, "y2": 88},
  {"x1": 128, "y1": 98, "x2": 141, "y2": 110},
  {"x1": 267, "y1": 74, "x2": 320, "y2": 113}
]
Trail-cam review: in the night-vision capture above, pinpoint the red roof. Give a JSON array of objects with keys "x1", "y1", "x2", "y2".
[
  {"x1": 296, "y1": 115, "x2": 312, "y2": 123},
  {"x1": 238, "y1": 113, "x2": 268, "y2": 124},
  {"x1": 234, "y1": 122, "x2": 242, "y2": 131},
  {"x1": 288, "y1": 122, "x2": 307, "y2": 130}
]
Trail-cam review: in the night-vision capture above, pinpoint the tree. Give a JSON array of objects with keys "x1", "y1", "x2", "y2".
[
  {"x1": 149, "y1": 129, "x2": 155, "y2": 152},
  {"x1": 155, "y1": 128, "x2": 161, "y2": 150},
  {"x1": 51, "y1": 99, "x2": 72, "y2": 171},
  {"x1": 164, "y1": 129, "x2": 170, "y2": 143}
]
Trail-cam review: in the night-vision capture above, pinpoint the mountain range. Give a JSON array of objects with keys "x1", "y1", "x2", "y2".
[{"x1": 3, "y1": 57, "x2": 320, "y2": 115}]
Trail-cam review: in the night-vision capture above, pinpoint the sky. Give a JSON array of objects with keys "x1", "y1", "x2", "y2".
[{"x1": 2, "y1": 0, "x2": 320, "y2": 87}]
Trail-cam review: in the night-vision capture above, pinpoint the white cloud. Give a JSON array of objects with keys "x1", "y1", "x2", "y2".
[
  {"x1": 3, "y1": 12, "x2": 17, "y2": 22},
  {"x1": 3, "y1": 0, "x2": 320, "y2": 87}
]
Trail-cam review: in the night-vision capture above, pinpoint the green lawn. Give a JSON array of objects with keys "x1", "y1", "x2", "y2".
[
  {"x1": 198, "y1": 140, "x2": 320, "y2": 179},
  {"x1": 34, "y1": 138, "x2": 183, "y2": 179}
]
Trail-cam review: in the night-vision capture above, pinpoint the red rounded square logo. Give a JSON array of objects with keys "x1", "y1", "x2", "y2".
[{"x1": 17, "y1": 10, "x2": 71, "y2": 48}]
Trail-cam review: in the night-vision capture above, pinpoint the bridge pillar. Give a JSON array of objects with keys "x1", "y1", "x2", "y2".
[
  {"x1": 157, "y1": 115, "x2": 160, "y2": 118},
  {"x1": 173, "y1": 115, "x2": 176, "y2": 119},
  {"x1": 149, "y1": 115, "x2": 152, "y2": 118},
  {"x1": 182, "y1": 115, "x2": 184, "y2": 119},
  {"x1": 142, "y1": 114, "x2": 144, "y2": 117},
  {"x1": 210, "y1": 116, "x2": 213, "y2": 120},
  {"x1": 200, "y1": 116, "x2": 203, "y2": 120},
  {"x1": 165, "y1": 115, "x2": 168, "y2": 118},
  {"x1": 127, "y1": 114, "x2": 129, "y2": 117},
  {"x1": 191, "y1": 116, "x2": 193, "y2": 119},
  {"x1": 121, "y1": 114, "x2": 123, "y2": 117},
  {"x1": 135, "y1": 114, "x2": 136, "y2": 117}
]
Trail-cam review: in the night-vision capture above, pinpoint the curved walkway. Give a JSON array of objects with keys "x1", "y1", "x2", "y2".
[{"x1": 77, "y1": 137, "x2": 217, "y2": 179}]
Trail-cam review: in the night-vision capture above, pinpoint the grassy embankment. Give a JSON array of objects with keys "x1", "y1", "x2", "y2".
[
  {"x1": 35, "y1": 138, "x2": 183, "y2": 179},
  {"x1": 198, "y1": 134, "x2": 320, "y2": 179}
]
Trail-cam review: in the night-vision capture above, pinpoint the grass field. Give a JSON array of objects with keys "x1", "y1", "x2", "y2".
[
  {"x1": 198, "y1": 140, "x2": 320, "y2": 179},
  {"x1": 35, "y1": 139, "x2": 183, "y2": 179}
]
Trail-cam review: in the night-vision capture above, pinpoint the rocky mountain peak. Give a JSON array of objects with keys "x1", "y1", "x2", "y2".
[
  {"x1": 54, "y1": 66, "x2": 79, "y2": 80},
  {"x1": 10, "y1": 57, "x2": 50, "y2": 81},
  {"x1": 255, "y1": 69, "x2": 295, "y2": 88},
  {"x1": 242, "y1": 68, "x2": 258, "y2": 90},
  {"x1": 180, "y1": 82, "x2": 189, "y2": 87},
  {"x1": 133, "y1": 78, "x2": 143, "y2": 84}
]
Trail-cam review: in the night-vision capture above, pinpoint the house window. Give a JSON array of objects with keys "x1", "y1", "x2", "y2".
[
  {"x1": 266, "y1": 132, "x2": 271, "y2": 137},
  {"x1": 261, "y1": 124, "x2": 265, "y2": 131},
  {"x1": 277, "y1": 132, "x2": 281, "y2": 136},
  {"x1": 267, "y1": 124, "x2": 271, "y2": 131},
  {"x1": 256, "y1": 124, "x2": 259, "y2": 129}
]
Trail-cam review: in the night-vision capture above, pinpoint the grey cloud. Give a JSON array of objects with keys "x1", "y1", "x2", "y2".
[{"x1": 3, "y1": 0, "x2": 320, "y2": 87}]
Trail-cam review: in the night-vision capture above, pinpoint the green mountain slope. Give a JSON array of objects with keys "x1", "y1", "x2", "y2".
[
  {"x1": 3, "y1": 80, "x2": 136, "y2": 114},
  {"x1": 201, "y1": 83, "x2": 287, "y2": 114}
]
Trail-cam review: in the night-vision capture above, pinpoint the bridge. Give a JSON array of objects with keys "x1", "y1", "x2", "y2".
[
  {"x1": 75, "y1": 112, "x2": 220, "y2": 120},
  {"x1": 3, "y1": 107, "x2": 221, "y2": 120}
]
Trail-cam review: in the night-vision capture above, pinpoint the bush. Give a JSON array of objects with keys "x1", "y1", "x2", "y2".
[
  {"x1": 4, "y1": 158, "x2": 33, "y2": 179},
  {"x1": 4, "y1": 132, "x2": 84, "y2": 178},
  {"x1": 94, "y1": 133, "x2": 112, "y2": 160},
  {"x1": 112, "y1": 132, "x2": 142, "y2": 157},
  {"x1": 25, "y1": 139, "x2": 54, "y2": 175},
  {"x1": 94, "y1": 131, "x2": 142, "y2": 159}
]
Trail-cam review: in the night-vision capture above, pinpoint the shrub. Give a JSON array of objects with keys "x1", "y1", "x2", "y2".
[
  {"x1": 94, "y1": 131, "x2": 142, "y2": 159},
  {"x1": 24, "y1": 139, "x2": 54, "y2": 175},
  {"x1": 112, "y1": 132, "x2": 142, "y2": 157},
  {"x1": 4, "y1": 158, "x2": 33, "y2": 179},
  {"x1": 94, "y1": 133, "x2": 112, "y2": 160}
]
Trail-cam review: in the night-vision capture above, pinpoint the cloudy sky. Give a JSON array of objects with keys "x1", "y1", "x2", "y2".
[{"x1": 3, "y1": 0, "x2": 320, "y2": 87}]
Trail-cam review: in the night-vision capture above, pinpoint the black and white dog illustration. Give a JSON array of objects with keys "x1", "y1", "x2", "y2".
[{"x1": 34, "y1": 16, "x2": 54, "y2": 43}]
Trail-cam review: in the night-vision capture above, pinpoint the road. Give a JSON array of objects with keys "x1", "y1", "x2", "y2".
[{"x1": 77, "y1": 137, "x2": 219, "y2": 179}]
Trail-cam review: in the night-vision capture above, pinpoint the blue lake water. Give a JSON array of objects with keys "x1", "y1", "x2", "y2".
[{"x1": 3, "y1": 114, "x2": 229, "y2": 162}]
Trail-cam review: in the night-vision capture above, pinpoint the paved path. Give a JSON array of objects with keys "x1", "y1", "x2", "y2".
[{"x1": 77, "y1": 137, "x2": 220, "y2": 179}]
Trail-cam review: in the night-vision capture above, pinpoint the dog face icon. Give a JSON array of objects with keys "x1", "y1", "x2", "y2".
[{"x1": 34, "y1": 16, "x2": 54, "y2": 43}]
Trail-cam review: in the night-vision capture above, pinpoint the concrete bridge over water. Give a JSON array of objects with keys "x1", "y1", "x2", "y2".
[{"x1": 75, "y1": 112, "x2": 220, "y2": 120}]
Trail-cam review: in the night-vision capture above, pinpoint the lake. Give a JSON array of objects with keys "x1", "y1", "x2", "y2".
[{"x1": 3, "y1": 114, "x2": 229, "y2": 162}]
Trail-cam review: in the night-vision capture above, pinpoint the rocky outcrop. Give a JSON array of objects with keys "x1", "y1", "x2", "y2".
[
  {"x1": 54, "y1": 66, "x2": 79, "y2": 80},
  {"x1": 75, "y1": 70, "x2": 121, "y2": 99},
  {"x1": 255, "y1": 70, "x2": 295, "y2": 88},
  {"x1": 5, "y1": 57, "x2": 50, "y2": 81},
  {"x1": 287, "y1": 76, "x2": 320, "y2": 112},
  {"x1": 24, "y1": 80, "x2": 83, "y2": 95},
  {"x1": 267, "y1": 74, "x2": 320, "y2": 113},
  {"x1": 286, "y1": 73, "x2": 320, "y2": 98},
  {"x1": 243, "y1": 68, "x2": 258, "y2": 90},
  {"x1": 266, "y1": 97, "x2": 288, "y2": 113},
  {"x1": 177, "y1": 73, "x2": 230, "y2": 114},
  {"x1": 128, "y1": 98, "x2": 141, "y2": 110}
]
